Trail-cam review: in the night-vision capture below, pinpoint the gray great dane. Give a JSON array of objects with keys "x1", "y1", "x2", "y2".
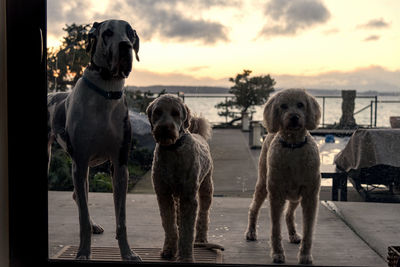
[{"x1": 47, "y1": 20, "x2": 141, "y2": 261}]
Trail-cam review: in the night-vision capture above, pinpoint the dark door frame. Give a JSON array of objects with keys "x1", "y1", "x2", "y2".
[{"x1": 6, "y1": 0, "x2": 48, "y2": 266}]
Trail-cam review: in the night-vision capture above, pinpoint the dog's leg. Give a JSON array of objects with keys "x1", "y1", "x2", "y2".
[
  {"x1": 246, "y1": 143, "x2": 268, "y2": 241},
  {"x1": 72, "y1": 183, "x2": 104, "y2": 235},
  {"x1": 47, "y1": 134, "x2": 54, "y2": 173},
  {"x1": 156, "y1": 193, "x2": 178, "y2": 260},
  {"x1": 298, "y1": 194, "x2": 319, "y2": 264},
  {"x1": 246, "y1": 177, "x2": 267, "y2": 241},
  {"x1": 286, "y1": 201, "x2": 301, "y2": 244},
  {"x1": 269, "y1": 196, "x2": 286, "y2": 263},
  {"x1": 72, "y1": 159, "x2": 92, "y2": 260},
  {"x1": 111, "y1": 162, "x2": 141, "y2": 261},
  {"x1": 195, "y1": 172, "x2": 213, "y2": 243},
  {"x1": 177, "y1": 194, "x2": 198, "y2": 262}
]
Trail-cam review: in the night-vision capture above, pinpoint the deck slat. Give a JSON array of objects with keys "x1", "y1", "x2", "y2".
[{"x1": 53, "y1": 245, "x2": 222, "y2": 263}]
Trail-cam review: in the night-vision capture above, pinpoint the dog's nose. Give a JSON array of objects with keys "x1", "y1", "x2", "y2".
[
  {"x1": 119, "y1": 41, "x2": 133, "y2": 54},
  {"x1": 160, "y1": 124, "x2": 174, "y2": 132},
  {"x1": 290, "y1": 114, "x2": 300, "y2": 123}
]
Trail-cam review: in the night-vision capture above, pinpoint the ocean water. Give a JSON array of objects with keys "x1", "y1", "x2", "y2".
[
  {"x1": 184, "y1": 94, "x2": 400, "y2": 127},
  {"x1": 185, "y1": 94, "x2": 400, "y2": 188}
]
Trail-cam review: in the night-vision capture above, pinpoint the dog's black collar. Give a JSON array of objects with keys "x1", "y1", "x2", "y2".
[
  {"x1": 82, "y1": 76, "x2": 123, "y2": 100},
  {"x1": 279, "y1": 136, "x2": 308, "y2": 149},
  {"x1": 159, "y1": 133, "x2": 189, "y2": 151}
]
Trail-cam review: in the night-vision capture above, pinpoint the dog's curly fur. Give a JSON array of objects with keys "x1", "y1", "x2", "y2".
[
  {"x1": 245, "y1": 89, "x2": 321, "y2": 264},
  {"x1": 146, "y1": 94, "x2": 214, "y2": 262}
]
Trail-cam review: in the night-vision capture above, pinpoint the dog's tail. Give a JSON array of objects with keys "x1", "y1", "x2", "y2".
[{"x1": 188, "y1": 115, "x2": 212, "y2": 141}]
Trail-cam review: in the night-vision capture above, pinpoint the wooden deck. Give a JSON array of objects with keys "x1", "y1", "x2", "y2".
[{"x1": 48, "y1": 192, "x2": 391, "y2": 266}]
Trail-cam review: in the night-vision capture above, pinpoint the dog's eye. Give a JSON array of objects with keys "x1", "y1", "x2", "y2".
[
  {"x1": 103, "y1": 29, "x2": 113, "y2": 37},
  {"x1": 297, "y1": 102, "x2": 304, "y2": 108},
  {"x1": 154, "y1": 109, "x2": 162, "y2": 117},
  {"x1": 280, "y1": 104, "x2": 288, "y2": 110},
  {"x1": 171, "y1": 110, "x2": 180, "y2": 117}
]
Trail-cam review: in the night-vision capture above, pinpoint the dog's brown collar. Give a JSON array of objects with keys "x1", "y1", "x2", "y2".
[
  {"x1": 159, "y1": 133, "x2": 189, "y2": 151},
  {"x1": 279, "y1": 136, "x2": 308, "y2": 149}
]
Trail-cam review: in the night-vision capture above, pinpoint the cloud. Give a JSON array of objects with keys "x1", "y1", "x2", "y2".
[
  {"x1": 126, "y1": 68, "x2": 230, "y2": 87},
  {"x1": 363, "y1": 35, "x2": 380, "y2": 42},
  {"x1": 185, "y1": 66, "x2": 210, "y2": 72},
  {"x1": 323, "y1": 28, "x2": 339, "y2": 35},
  {"x1": 47, "y1": 0, "x2": 92, "y2": 38},
  {"x1": 149, "y1": 11, "x2": 229, "y2": 44},
  {"x1": 126, "y1": 65, "x2": 400, "y2": 92},
  {"x1": 130, "y1": 0, "x2": 239, "y2": 44},
  {"x1": 273, "y1": 65, "x2": 400, "y2": 92},
  {"x1": 259, "y1": 0, "x2": 330, "y2": 37},
  {"x1": 357, "y1": 18, "x2": 391, "y2": 29},
  {"x1": 47, "y1": 0, "x2": 240, "y2": 45}
]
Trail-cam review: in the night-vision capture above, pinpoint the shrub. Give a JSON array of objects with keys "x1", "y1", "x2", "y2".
[
  {"x1": 215, "y1": 69, "x2": 275, "y2": 125},
  {"x1": 48, "y1": 139, "x2": 153, "y2": 192},
  {"x1": 48, "y1": 145, "x2": 73, "y2": 191},
  {"x1": 89, "y1": 172, "x2": 113, "y2": 192}
]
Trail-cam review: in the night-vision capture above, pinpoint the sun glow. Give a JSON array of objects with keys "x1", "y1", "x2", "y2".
[{"x1": 47, "y1": 0, "x2": 400, "y2": 89}]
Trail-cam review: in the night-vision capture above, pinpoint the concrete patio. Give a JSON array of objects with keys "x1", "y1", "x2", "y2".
[
  {"x1": 49, "y1": 191, "x2": 398, "y2": 266},
  {"x1": 132, "y1": 129, "x2": 365, "y2": 200},
  {"x1": 48, "y1": 129, "x2": 399, "y2": 265}
]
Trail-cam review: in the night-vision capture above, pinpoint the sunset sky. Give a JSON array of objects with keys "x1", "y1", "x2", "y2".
[{"x1": 47, "y1": 0, "x2": 400, "y2": 91}]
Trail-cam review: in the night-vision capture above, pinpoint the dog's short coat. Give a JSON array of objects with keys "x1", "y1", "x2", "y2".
[
  {"x1": 245, "y1": 89, "x2": 321, "y2": 264},
  {"x1": 47, "y1": 20, "x2": 141, "y2": 261},
  {"x1": 146, "y1": 94, "x2": 215, "y2": 262}
]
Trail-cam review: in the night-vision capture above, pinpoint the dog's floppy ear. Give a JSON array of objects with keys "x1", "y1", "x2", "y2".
[
  {"x1": 86, "y1": 21, "x2": 102, "y2": 57},
  {"x1": 263, "y1": 94, "x2": 280, "y2": 133},
  {"x1": 146, "y1": 99, "x2": 156, "y2": 130},
  {"x1": 126, "y1": 25, "x2": 140, "y2": 62},
  {"x1": 133, "y1": 30, "x2": 140, "y2": 62},
  {"x1": 305, "y1": 91, "x2": 321, "y2": 130}
]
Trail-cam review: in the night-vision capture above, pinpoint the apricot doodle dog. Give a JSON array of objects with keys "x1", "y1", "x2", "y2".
[
  {"x1": 146, "y1": 94, "x2": 223, "y2": 262},
  {"x1": 245, "y1": 88, "x2": 321, "y2": 264}
]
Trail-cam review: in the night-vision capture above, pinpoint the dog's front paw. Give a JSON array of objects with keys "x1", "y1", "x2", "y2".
[
  {"x1": 122, "y1": 250, "x2": 142, "y2": 261},
  {"x1": 272, "y1": 253, "x2": 285, "y2": 263},
  {"x1": 160, "y1": 249, "x2": 176, "y2": 260},
  {"x1": 245, "y1": 228, "x2": 257, "y2": 241},
  {"x1": 76, "y1": 250, "x2": 90, "y2": 260},
  {"x1": 298, "y1": 254, "x2": 313, "y2": 264},
  {"x1": 177, "y1": 256, "x2": 194, "y2": 262},
  {"x1": 289, "y1": 233, "x2": 301, "y2": 244},
  {"x1": 195, "y1": 237, "x2": 208, "y2": 243}
]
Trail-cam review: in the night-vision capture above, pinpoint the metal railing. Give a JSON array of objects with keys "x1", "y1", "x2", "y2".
[
  {"x1": 317, "y1": 95, "x2": 379, "y2": 128},
  {"x1": 318, "y1": 96, "x2": 400, "y2": 128},
  {"x1": 151, "y1": 91, "x2": 400, "y2": 128}
]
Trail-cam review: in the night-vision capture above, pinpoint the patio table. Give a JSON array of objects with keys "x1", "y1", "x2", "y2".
[{"x1": 334, "y1": 128, "x2": 400, "y2": 201}]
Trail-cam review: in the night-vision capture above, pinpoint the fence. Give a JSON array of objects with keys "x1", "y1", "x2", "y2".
[
  {"x1": 149, "y1": 91, "x2": 400, "y2": 128},
  {"x1": 317, "y1": 96, "x2": 400, "y2": 128},
  {"x1": 316, "y1": 95, "x2": 379, "y2": 128}
]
